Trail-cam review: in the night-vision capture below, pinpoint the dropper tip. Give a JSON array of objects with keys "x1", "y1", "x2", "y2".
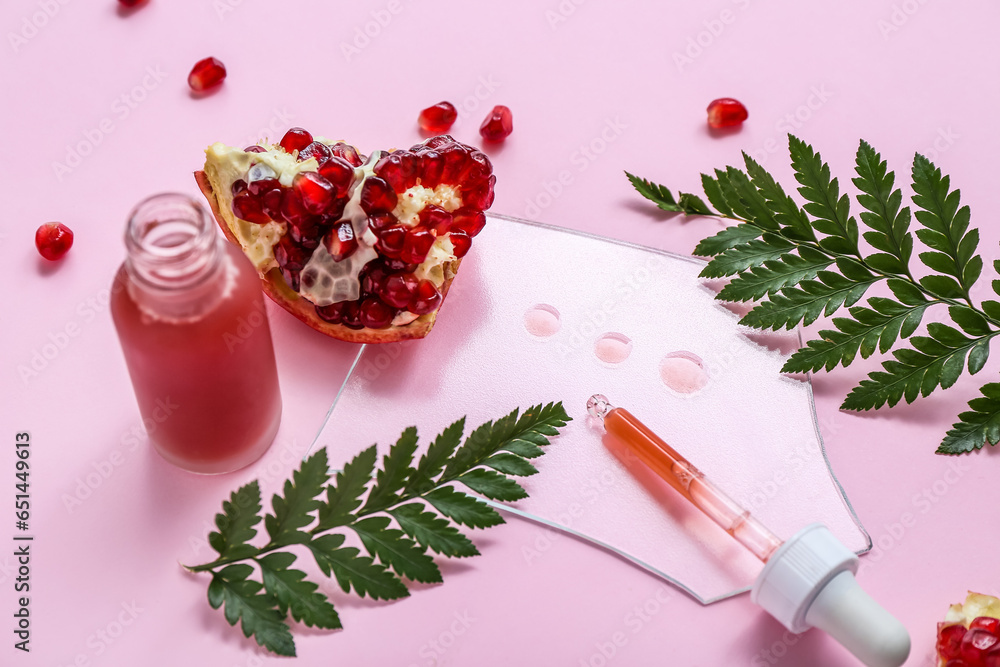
[{"x1": 587, "y1": 394, "x2": 613, "y2": 420}]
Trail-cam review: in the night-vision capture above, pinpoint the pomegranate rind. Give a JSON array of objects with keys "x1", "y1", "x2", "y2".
[
  {"x1": 195, "y1": 170, "x2": 460, "y2": 344},
  {"x1": 937, "y1": 592, "x2": 1000, "y2": 666}
]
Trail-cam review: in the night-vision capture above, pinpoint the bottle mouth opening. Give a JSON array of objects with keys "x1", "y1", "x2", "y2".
[{"x1": 125, "y1": 193, "x2": 218, "y2": 289}]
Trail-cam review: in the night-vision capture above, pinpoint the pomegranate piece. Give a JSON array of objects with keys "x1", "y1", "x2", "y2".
[
  {"x1": 359, "y1": 297, "x2": 395, "y2": 329},
  {"x1": 410, "y1": 280, "x2": 442, "y2": 315},
  {"x1": 35, "y1": 222, "x2": 74, "y2": 261},
  {"x1": 707, "y1": 98, "x2": 748, "y2": 129},
  {"x1": 360, "y1": 177, "x2": 398, "y2": 215},
  {"x1": 418, "y1": 102, "x2": 458, "y2": 133},
  {"x1": 293, "y1": 172, "x2": 335, "y2": 215},
  {"x1": 971, "y1": 618, "x2": 1000, "y2": 635},
  {"x1": 940, "y1": 624, "x2": 969, "y2": 660},
  {"x1": 188, "y1": 57, "x2": 226, "y2": 92},
  {"x1": 379, "y1": 273, "x2": 418, "y2": 309},
  {"x1": 279, "y1": 127, "x2": 313, "y2": 154},
  {"x1": 479, "y1": 105, "x2": 513, "y2": 141},
  {"x1": 323, "y1": 222, "x2": 358, "y2": 261}
]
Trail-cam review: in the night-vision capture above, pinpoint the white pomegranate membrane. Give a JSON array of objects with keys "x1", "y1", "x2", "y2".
[{"x1": 211, "y1": 131, "x2": 494, "y2": 331}]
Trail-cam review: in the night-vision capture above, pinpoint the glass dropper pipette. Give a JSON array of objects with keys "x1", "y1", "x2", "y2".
[
  {"x1": 587, "y1": 393, "x2": 911, "y2": 667},
  {"x1": 587, "y1": 393, "x2": 783, "y2": 561}
]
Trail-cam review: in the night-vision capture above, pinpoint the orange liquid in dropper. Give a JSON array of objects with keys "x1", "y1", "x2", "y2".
[{"x1": 602, "y1": 405, "x2": 783, "y2": 562}]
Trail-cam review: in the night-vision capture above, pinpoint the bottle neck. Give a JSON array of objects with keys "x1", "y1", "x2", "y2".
[{"x1": 124, "y1": 193, "x2": 227, "y2": 320}]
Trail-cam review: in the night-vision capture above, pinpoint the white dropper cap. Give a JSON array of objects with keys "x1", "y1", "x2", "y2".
[{"x1": 751, "y1": 524, "x2": 910, "y2": 667}]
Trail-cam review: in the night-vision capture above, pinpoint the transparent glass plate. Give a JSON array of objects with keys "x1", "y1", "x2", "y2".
[{"x1": 310, "y1": 214, "x2": 870, "y2": 603}]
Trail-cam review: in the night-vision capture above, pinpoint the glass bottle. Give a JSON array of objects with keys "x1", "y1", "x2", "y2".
[{"x1": 111, "y1": 193, "x2": 282, "y2": 474}]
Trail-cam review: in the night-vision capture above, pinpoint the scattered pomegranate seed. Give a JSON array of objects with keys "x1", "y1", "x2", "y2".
[
  {"x1": 279, "y1": 127, "x2": 313, "y2": 154},
  {"x1": 449, "y1": 231, "x2": 472, "y2": 257},
  {"x1": 293, "y1": 172, "x2": 334, "y2": 215},
  {"x1": 323, "y1": 222, "x2": 357, "y2": 261},
  {"x1": 479, "y1": 105, "x2": 513, "y2": 141},
  {"x1": 706, "y1": 98, "x2": 748, "y2": 129},
  {"x1": 419, "y1": 102, "x2": 458, "y2": 133},
  {"x1": 410, "y1": 280, "x2": 442, "y2": 315},
  {"x1": 35, "y1": 222, "x2": 74, "y2": 261},
  {"x1": 939, "y1": 624, "x2": 968, "y2": 660},
  {"x1": 379, "y1": 274, "x2": 418, "y2": 309},
  {"x1": 188, "y1": 57, "x2": 226, "y2": 92},
  {"x1": 359, "y1": 297, "x2": 395, "y2": 329}
]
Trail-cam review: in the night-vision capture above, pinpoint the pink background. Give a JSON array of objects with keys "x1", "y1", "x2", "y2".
[{"x1": 4, "y1": 0, "x2": 1000, "y2": 665}]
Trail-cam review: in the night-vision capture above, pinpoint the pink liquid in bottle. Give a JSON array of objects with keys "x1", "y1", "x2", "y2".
[{"x1": 111, "y1": 193, "x2": 282, "y2": 474}]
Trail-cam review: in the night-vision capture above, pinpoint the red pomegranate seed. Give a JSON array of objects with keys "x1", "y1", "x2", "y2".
[
  {"x1": 293, "y1": 172, "x2": 334, "y2": 215},
  {"x1": 262, "y1": 188, "x2": 283, "y2": 219},
  {"x1": 299, "y1": 141, "x2": 332, "y2": 164},
  {"x1": 467, "y1": 151, "x2": 493, "y2": 182},
  {"x1": 375, "y1": 151, "x2": 420, "y2": 191},
  {"x1": 188, "y1": 57, "x2": 226, "y2": 92},
  {"x1": 375, "y1": 225, "x2": 406, "y2": 258},
  {"x1": 318, "y1": 156, "x2": 356, "y2": 198},
  {"x1": 247, "y1": 177, "x2": 279, "y2": 197},
  {"x1": 273, "y1": 235, "x2": 310, "y2": 271},
  {"x1": 368, "y1": 212, "x2": 398, "y2": 233},
  {"x1": 232, "y1": 191, "x2": 270, "y2": 224},
  {"x1": 707, "y1": 98, "x2": 748, "y2": 129},
  {"x1": 972, "y1": 618, "x2": 1000, "y2": 635},
  {"x1": 315, "y1": 302, "x2": 345, "y2": 324},
  {"x1": 360, "y1": 263, "x2": 388, "y2": 296},
  {"x1": 402, "y1": 229, "x2": 435, "y2": 264},
  {"x1": 379, "y1": 273, "x2": 418, "y2": 309},
  {"x1": 360, "y1": 177, "x2": 398, "y2": 215},
  {"x1": 341, "y1": 301, "x2": 363, "y2": 329},
  {"x1": 323, "y1": 222, "x2": 358, "y2": 261},
  {"x1": 280, "y1": 127, "x2": 313, "y2": 154},
  {"x1": 280, "y1": 267, "x2": 300, "y2": 292},
  {"x1": 451, "y1": 207, "x2": 486, "y2": 237},
  {"x1": 963, "y1": 629, "x2": 1000, "y2": 663},
  {"x1": 230, "y1": 179, "x2": 247, "y2": 197},
  {"x1": 449, "y1": 231, "x2": 471, "y2": 257},
  {"x1": 419, "y1": 150, "x2": 445, "y2": 188},
  {"x1": 418, "y1": 102, "x2": 458, "y2": 133},
  {"x1": 479, "y1": 105, "x2": 513, "y2": 141},
  {"x1": 940, "y1": 624, "x2": 969, "y2": 660},
  {"x1": 421, "y1": 205, "x2": 452, "y2": 235},
  {"x1": 383, "y1": 258, "x2": 418, "y2": 273},
  {"x1": 330, "y1": 142, "x2": 364, "y2": 167},
  {"x1": 410, "y1": 280, "x2": 442, "y2": 315},
  {"x1": 441, "y1": 144, "x2": 472, "y2": 181},
  {"x1": 986, "y1": 647, "x2": 1000, "y2": 667},
  {"x1": 35, "y1": 222, "x2": 74, "y2": 261},
  {"x1": 359, "y1": 297, "x2": 395, "y2": 329},
  {"x1": 244, "y1": 145, "x2": 266, "y2": 153},
  {"x1": 464, "y1": 174, "x2": 496, "y2": 209}
]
